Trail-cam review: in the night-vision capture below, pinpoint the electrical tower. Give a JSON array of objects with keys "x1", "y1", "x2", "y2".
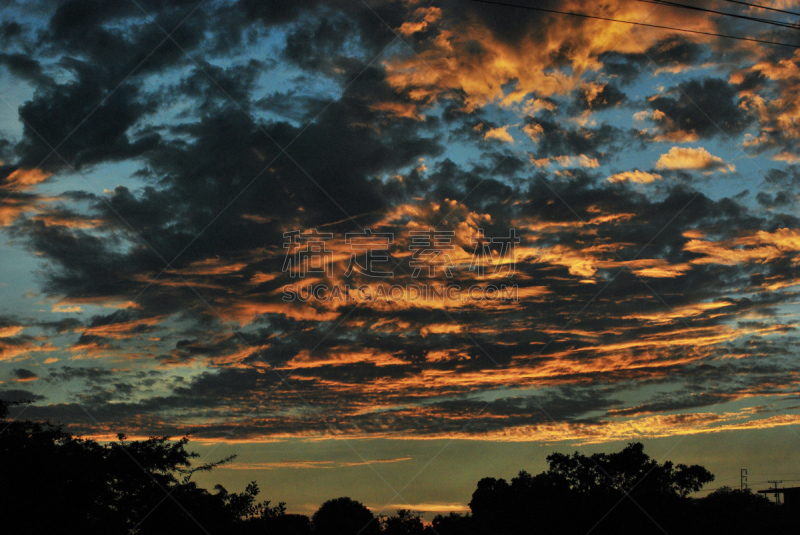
[
  {"x1": 768, "y1": 480, "x2": 783, "y2": 504},
  {"x1": 740, "y1": 469, "x2": 748, "y2": 491}
]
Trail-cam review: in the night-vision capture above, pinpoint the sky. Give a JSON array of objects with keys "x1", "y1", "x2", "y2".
[{"x1": 2, "y1": 0, "x2": 800, "y2": 519}]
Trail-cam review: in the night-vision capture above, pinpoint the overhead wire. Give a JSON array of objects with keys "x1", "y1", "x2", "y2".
[
  {"x1": 470, "y1": 0, "x2": 800, "y2": 49},
  {"x1": 718, "y1": 0, "x2": 800, "y2": 18},
  {"x1": 638, "y1": 0, "x2": 800, "y2": 30}
]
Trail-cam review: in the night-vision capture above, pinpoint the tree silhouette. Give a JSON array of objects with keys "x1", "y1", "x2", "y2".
[
  {"x1": 545, "y1": 442, "x2": 713, "y2": 498},
  {"x1": 469, "y1": 442, "x2": 715, "y2": 535},
  {"x1": 312, "y1": 497, "x2": 381, "y2": 535},
  {"x1": 692, "y1": 486, "x2": 789, "y2": 535},
  {"x1": 381, "y1": 509, "x2": 425, "y2": 535},
  {"x1": 0, "y1": 400, "x2": 283, "y2": 535},
  {"x1": 429, "y1": 512, "x2": 475, "y2": 535},
  {"x1": 0, "y1": 401, "x2": 796, "y2": 535}
]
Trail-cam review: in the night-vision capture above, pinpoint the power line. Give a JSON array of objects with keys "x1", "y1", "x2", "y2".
[
  {"x1": 470, "y1": 0, "x2": 800, "y2": 49},
  {"x1": 694, "y1": 478, "x2": 800, "y2": 493},
  {"x1": 639, "y1": 0, "x2": 800, "y2": 31},
  {"x1": 719, "y1": 0, "x2": 800, "y2": 18}
]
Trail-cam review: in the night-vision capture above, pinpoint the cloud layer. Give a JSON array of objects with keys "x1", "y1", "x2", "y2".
[{"x1": 0, "y1": 0, "x2": 798, "y2": 453}]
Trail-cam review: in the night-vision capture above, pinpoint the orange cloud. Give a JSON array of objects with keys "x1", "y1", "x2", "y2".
[
  {"x1": 52, "y1": 304, "x2": 82, "y2": 313},
  {"x1": 484, "y1": 125, "x2": 514, "y2": 143},
  {"x1": 0, "y1": 197, "x2": 39, "y2": 227},
  {"x1": 29, "y1": 213, "x2": 104, "y2": 228},
  {"x1": 12, "y1": 375, "x2": 37, "y2": 383},
  {"x1": 522, "y1": 122, "x2": 544, "y2": 142},
  {"x1": 685, "y1": 228, "x2": 800, "y2": 265},
  {"x1": 656, "y1": 147, "x2": 735, "y2": 173},
  {"x1": 223, "y1": 300, "x2": 340, "y2": 325},
  {"x1": 182, "y1": 258, "x2": 248, "y2": 276},
  {"x1": 773, "y1": 151, "x2": 800, "y2": 164},
  {"x1": 285, "y1": 349, "x2": 406, "y2": 369},
  {"x1": 553, "y1": 155, "x2": 599, "y2": 168},
  {"x1": 444, "y1": 411, "x2": 800, "y2": 445},
  {"x1": 4, "y1": 168, "x2": 51, "y2": 189},
  {"x1": 621, "y1": 301, "x2": 731, "y2": 324},
  {"x1": 420, "y1": 323, "x2": 463, "y2": 337},
  {"x1": 383, "y1": 1, "x2": 716, "y2": 113},
  {"x1": 374, "y1": 503, "x2": 471, "y2": 514},
  {"x1": 607, "y1": 170, "x2": 662, "y2": 183},
  {"x1": 0, "y1": 339, "x2": 57, "y2": 362},
  {"x1": 220, "y1": 457, "x2": 412, "y2": 470},
  {"x1": 369, "y1": 101, "x2": 426, "y2": 121},
  {"x1": 79, "y1": 317, "x2": 161, "y2": 340},
  {"x1": 629, "y1": 261, "x2": 692, "y2": 278},
  {"x1": 0, "y1": 325, "x2": 24, "y2": 338},
  {"x1": 396, "y1": 6, "x2": 441, "y2": 36}
]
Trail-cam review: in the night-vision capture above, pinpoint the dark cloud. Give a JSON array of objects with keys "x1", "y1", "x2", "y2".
[
  {"x1": 0, "y1": 20, "x2": 25, "y2": 44},
  {"x1": 283, "y1": 16, "x2": 355, "y2": 72},
  {"x1": 598, "y1": 37, "x2": 705, "y2": 85},
  {"x1": 238, "y1": 0, "x2": 327, "y2": 26},
  {"x1": 15, "y1": 65, "x2": 160, "y2": 171},
  {"x1": 11, "y1": 368, "x2": 38, "y2": 381},
  {"x1": 756, "y1": 191, "x2": 792, "y2": 209},
  {"x1": 0, "y1": 53, "x2": 46, "y2": 84},
  {"x1": 574, "y1": 82, "x2": 626, "y2": 111},
  {"x1": 0, "y1": 388, "x2": 45, "y2": 403},
  {"x1": 645, "y1": 78, "x2": 751, "y2": 140},
  {"x1": 527, "y1": 119, "x2": 626, "y2": 161}
]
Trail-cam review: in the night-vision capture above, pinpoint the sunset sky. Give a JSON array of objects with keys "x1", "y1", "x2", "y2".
[{"x1": 2, "y1": 0, "x2": 800, "y2": 518}]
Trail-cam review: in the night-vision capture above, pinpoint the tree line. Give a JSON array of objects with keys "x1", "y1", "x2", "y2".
[{"x1": 0, "y1": 399, "x2": 795, "y2": 534}]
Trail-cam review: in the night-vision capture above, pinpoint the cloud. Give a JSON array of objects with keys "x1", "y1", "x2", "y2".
[
  {"x1": 574, "y1": 82, "x2": 626, "y2": 111},
  {"x1": 521, "y1": 122, "x2": 544, "y2": 142},
  {"x1": 374, "y1": 503, "x2": 471, "y2": 514},
  {"x1": 607, "y1": 170, "x2": 662, "y2": 183},
  {"x1": 484, "y1": 125, "x2": 514, "y2": 143},
  {"x1": 397, "y1": 6, "x2": 441, "y2": 36},
  {"x1": 0, "y1": 320, "x2": 24, "y2": 339},
  {"x1": 1, "y1": 0, "x2": 800, "y2": 454},
  {"x1": 655, "y1": 147, "x2": 735, "y2": 173},
  {"x1": 382, "y1": 0, "x2": 719, "y2": 114},
  {"x1": 773, "y1": 152, "x2": 800, "y2": 164},
  {"x1": 0, "y1": 388, "x2": 45, "y2": 403},
  {"x1": 643, "y1": 78, "x2": 751, "y2": 141},
  {"x1": 3, "y1": 168, "x2": 51, "y2": 190},
  {"x1": 11, "y1": 368, "x2": 38, "y2": 383},
  {"x1": 220, "y1": 457, "x2": 412, "y2": 470}
]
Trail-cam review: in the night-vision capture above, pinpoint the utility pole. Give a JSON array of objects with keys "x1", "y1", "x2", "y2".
[
  {"x1": 740, "y1": 469, "x2": 748, "y2": 491},
  {"x1": 768, "y1": 480, "x2": 783, "y2": 504}
]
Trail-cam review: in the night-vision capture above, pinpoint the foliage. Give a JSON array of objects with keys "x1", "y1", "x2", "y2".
[
  {"x1": 312, "y1": 497, "x2": 381, "y2": 535},
  {"x1": 0, "y1": 406, "x2": 284, "y2": 535},
  {"x1": 468, "y1": 443, "x2": 717, "y2": 535},
  {"x1": 544, "y1": 442, "x2": 714, "y2": 498},
  {"x1": 381, "y1": 509, "x2": 425, "y2": 535},
  {"x1": 0, "y1": 403, "x2": 796, "y2": 535}
]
